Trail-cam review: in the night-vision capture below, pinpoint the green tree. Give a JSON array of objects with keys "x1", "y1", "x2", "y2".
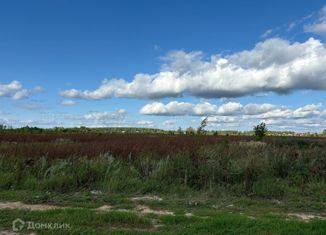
[
  {"x1": 197, "y1": 117, "x2": 208, "y2": 134},
  {"x1": 186, "y1": 127, "x2": 195, "y2": 135},
  {"x1": 322, "y1": 129, "x2": 326, "y2": 136},
  {"x1": 0, "y1": 124, "x2": 6, "y2": 130},
  {"x1": 254, "y1": 122, "x2": 267, "y2": 141}
]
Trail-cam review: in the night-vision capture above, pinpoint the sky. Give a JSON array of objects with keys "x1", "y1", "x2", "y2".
[{"x1": 1, "y1": 0, "x2": 326, "y2": 132}]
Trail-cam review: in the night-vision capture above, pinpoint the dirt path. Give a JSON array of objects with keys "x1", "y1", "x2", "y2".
[
  {"x1": 1, "y1": 200, "x2": 325, "y2": 222},
  {"x1": 0, "y1": 202, "x2": 62, "y2": 211},
  {"x1": 287, "y1": 213, "x2": 326, "y2": 221},
  {"x1": 0, "y1": 231, "x2": 36, "y2": 235},
  {"x1": 96, "y1": 204, "x2": 175, "y2": 216}
]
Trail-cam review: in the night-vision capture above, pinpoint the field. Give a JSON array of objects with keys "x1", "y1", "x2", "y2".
[{"x1": 0, "y1": 133, "x2": 325, "y2": 234}]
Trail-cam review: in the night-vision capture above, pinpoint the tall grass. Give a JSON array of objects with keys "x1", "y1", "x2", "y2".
[{"x1": 0, "y1": 136, "x2": 325, "y2": 198}]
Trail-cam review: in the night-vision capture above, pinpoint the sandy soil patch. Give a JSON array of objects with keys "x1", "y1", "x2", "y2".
[
  {"x1": 96, "y1": 204, "x2": 174, "y2": 216},
  {"x1": 135, "y1": 205, "x2": 174, "y2": 216},
  {"x1": 0, "y1": 202, "x2": 61, "y2": 211},
  {"x1": 96, "y1": 205, "x2": 113, "y2": 211},
  {"x1": 131, "y1": 196, "x2": 163, "y2": 202},
  {"x1": 0, "y1": 231, "x2": 36, "y2": 235},
  {"x1": 288, "y1": 213, "x2": 326, "y2": 221}
]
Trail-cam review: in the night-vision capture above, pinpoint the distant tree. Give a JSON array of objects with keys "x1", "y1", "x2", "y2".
[
  {"x1": 197, "y1": 117, "x2": 208, "y2": 134},
  {"x1": 168, "y1": 130, "x2": 175, "y2": 135},
  {"x1": 186, "y1": 127, "x2": 195, "y2": 135},
  {"x1": 0, "y1": 124, "x2": 6, "y2": 130},
  {"x1": 177, "y1": 127, "x2": 183, "y2": 135},
  {"x1": 253, "y1": 122, "x2": 267, "y2": 141}
]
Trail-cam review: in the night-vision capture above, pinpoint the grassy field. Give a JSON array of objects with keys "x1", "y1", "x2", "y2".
[{"x1": 0, "y1": 133, "x2": 325, "y2": 234}]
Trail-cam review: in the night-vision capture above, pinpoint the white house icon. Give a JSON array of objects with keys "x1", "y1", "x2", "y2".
[{"x1": 12, "y1": 218, "x2": 25, "y2": 232}]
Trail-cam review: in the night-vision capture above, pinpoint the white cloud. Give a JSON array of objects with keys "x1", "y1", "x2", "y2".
[
  {"x1": 140, "y1": 101, "x2": 218, "y2": 116},
  {"x1": 292, "y1": 103, "x2": 322, "y2": 118},
  {"x1": 61, "y1": 37, "x2": 326, "y2": 100},
  {"x1": 287, "y1": 22, "x2": 296, "y2": 31},
  {"x1": 0, "y1": 80, "x2": 43, "y2": 100},
  {"x1": 0, "y1": 81, "x2": 22, "y2": 98},
  {"x1": 84, "y1": 109, "x2": 127, "y2": 121},
  {"x1": 60, "y1": 79, "x2": 127, "y2": 100},
  {"x1": 139, "y1": 100, "x2": 326, "y2": 131},
  {"x1": 12, "y1": 89, "x2": 29, "y2": 100},
  {"x1": 217, "y1": 102, "x2": 242, "y2": 115},
  {"x1": 305, "y1": 5, "x2": 326, "y2": 36},
  {"x1": 260, "y1": 29, "x2": 273, "y2": 38},
  {"x1": 0, "y1": 116, "x2": 64, "y2": 128},
  {"x1": 255, "y1": 108, "x2": 292, "y2": 119},
  {"x1": 61, "y1": 100, "x2": 76, "y2": 106},
  {"x1": 137, "y1": 120, "x2": 154, "y2": 127},
  {"x1": 162, "y1": 119, "x2": 176, "y2": 127},
  {"x1": 140, "y1": 101, "x2": 284, "y2": 116},
  {"x1": 33, "y1": 86, "x2": 44, "y2": 92},
  {"x1": 207, "y1": 116, "x2": 237, "y2": 124},
  {"x1": 140, "y1": 101, "x2": 278, "y2": 117},
  {"x1": 243, "y1": 103, "x2": 277, "y2": 115}
]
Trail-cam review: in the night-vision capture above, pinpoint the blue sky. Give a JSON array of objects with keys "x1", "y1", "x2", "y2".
[{"x1": 1, "y1": 0, "x2": 326, "y2": 132}]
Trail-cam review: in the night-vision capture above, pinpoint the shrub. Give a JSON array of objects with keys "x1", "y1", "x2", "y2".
[{"x1": 253, "y1": 122, "x2": 267, "y2": 141}]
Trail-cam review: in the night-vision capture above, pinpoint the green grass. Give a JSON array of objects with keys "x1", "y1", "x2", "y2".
[
  {"x1": 0, "y1": 190, "x2": 134, "y2": 209},
  {"x1": 171, "y1": 214, "x2": 326, "y2": 235},
  {"x1": 0, "y1": 189, "x2": 325, "y2": 234},
  {"x1": 0, "y1": 208, "x2": 153, "y2": 235},
  {"x1": 0, "y1": 206, "x2": 325, "y2": 235}
]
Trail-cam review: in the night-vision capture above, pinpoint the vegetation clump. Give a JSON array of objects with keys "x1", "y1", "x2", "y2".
[
  {"x1": 254, "y1": 122, "x2": 268, "y2": 141},
  {"x1": 197, "y1": 117, "x2": 208, "y2": 134}
]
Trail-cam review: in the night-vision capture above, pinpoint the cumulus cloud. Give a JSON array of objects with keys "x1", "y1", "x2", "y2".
[
  {"x1": 0, "y1": 80, "x2": 43, "y2": 100},
  {"x1": 206, "y1": 116, "x2": 237, "y2": 124},
  {"x1": 217, "y1": 102, "x2": 243, "y2": 115},
  {"x1": 60, "y1": 37, "x2": 326, "y2": 100},
  {"x1": 211, "y1": 103, "x2": 325, "y2": 131},
  {"x1": 140, "y1": 101, "x2": 275, "y2": 117},
  {"x1": 243, "y1": 103, "x2": 277, "y2": 115},
  {"x1": 305, "y1": 5, "x2": 326, "y2": 36},
  {"x1": 12, "y1": 89, "x2": 29, "y2": 100},
  {"x1": 140, "y1": 101, "x2": 218, "y2": 116},
  {"x1": 292, "y1": 103, "x2": 322, "y2": 118},
  {"x1": 139, "y1": 100, "x2": 326, "y2": 131},
  {"x1": 84, "y1": 109, "x2": 127, "y2": 121},
  {"x1": 0, "y1": 81, "x2": 23, "y2": 99}
]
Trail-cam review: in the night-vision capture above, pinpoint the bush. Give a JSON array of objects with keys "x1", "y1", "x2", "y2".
[{"x1": 254, "y1": 122, "x2": 267, "y2": 141}]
